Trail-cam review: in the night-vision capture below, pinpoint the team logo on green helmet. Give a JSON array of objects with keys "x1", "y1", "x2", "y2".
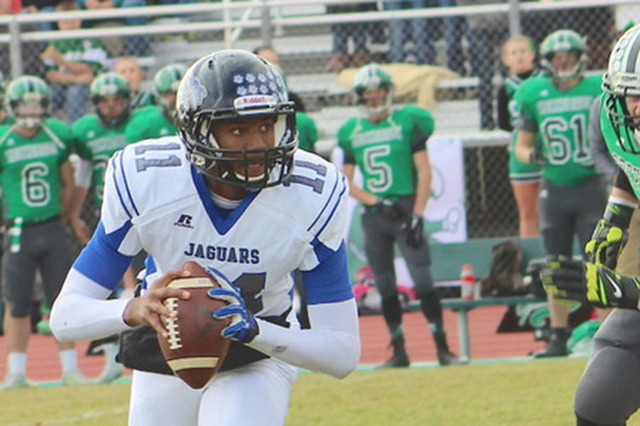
[
  {"x1": 91, "y1": 72, "x2": 130, "y2": 100},
  {"x1": 5, "y1": 75, "x2": 50, "y2": 130},
  {"x1": 540, "y1": 29, "x2": 588, "y2": 82}
]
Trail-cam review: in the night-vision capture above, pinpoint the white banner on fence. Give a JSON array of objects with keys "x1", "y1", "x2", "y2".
[{"x1": 425, "y1": 137, "x2": 467, "y2": 243}]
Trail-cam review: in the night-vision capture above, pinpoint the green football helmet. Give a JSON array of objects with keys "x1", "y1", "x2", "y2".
[
  {"x1": 353, "y1": 64, "x2": 394, "y2": 117},
  {"x1": 540, "y1": 29, "x2": 588, "y2": 81},
  {"x1": 154, "y1": 63, "x2": 186, "y2": 121},
  {"x1": 5, "y1": 75, "x2": 50, "y2": 130},
  {"x1": 603, "y1": 23, "x2": 640, "y2": 154},
  {"x1": 90, "y1": 72, "x2": 131, "y2": 127}
]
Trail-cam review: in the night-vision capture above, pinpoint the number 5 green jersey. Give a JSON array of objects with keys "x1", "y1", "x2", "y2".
[
  {"x1": 337, "y1": 105, "x2": 434, "y2": 197},
  {"x1": 0, "y1": 119, "x2": 73, "y2": 222},
  {"x1": 514, "y1": 74, "x2": 602, "y2": 186}
]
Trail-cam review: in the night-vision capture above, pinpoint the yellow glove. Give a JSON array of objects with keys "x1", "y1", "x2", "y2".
[{"x1": 585, "y1": 199, "x2": 634, "y2": 268}]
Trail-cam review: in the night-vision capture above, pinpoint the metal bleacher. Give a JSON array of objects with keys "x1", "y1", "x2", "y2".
[{"x1": 143, "y1": 2, "x2": 486, "y2": 156}]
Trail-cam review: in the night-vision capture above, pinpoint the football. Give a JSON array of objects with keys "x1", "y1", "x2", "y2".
[{"x1": 157, "y1": 261, "x2": 231, "y2": 389}]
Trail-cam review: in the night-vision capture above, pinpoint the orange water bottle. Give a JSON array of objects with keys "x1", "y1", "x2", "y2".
[{"x1": 460, "y1": 264, "x2": 475, "y2": 300}]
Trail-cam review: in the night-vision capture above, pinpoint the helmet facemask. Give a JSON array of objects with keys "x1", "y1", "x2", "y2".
[
  {"x1": 603, "y1": 81, "x2": 640, "y2": 154},
  {"x1": 355, "y1": 85, "x2": 393, "y2": 117},
  {"x1": 95, "y1": 96, "x2": 130, "y2": 128},
  {"x1": 352, "y1": 64, "x2": 394, "y2": 118},
  {"x1": 91, "y1": 73, "x2": 131, "y2": 128},
  {"x1": 542, "y1": 50, "x2": 587, "y2": 83},
  {"x1": 183, "y1": 111, "x2": 296, "y2": 189},
  {"x1": 6, "y1": 76, "x2": 50, "y2": 131}
]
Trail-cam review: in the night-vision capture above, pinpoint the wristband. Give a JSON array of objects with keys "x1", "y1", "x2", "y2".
[{"x1": 603, "y1": 197, "x2": 637, "y2": 228}]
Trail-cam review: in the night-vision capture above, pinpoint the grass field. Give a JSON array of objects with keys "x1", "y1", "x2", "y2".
[{"x1": 1, "y1": 357, "x2": 636, "y2": 425}]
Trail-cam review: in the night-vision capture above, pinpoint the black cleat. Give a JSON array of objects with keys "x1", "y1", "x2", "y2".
[
  {"x1": 437, "y1": 350, "x2": 468, "y2": 366},
  {"x1": 376, "y1": 352, "x2": 410, "y2": 369},
  {"x1": 532, "y1": 334, "x2": 568, "y2": 358}
]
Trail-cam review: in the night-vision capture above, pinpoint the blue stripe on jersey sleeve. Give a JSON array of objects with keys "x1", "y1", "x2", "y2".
[
  {"x1": 302, "y1": 241, "x2": 354, "y2": 305},
  {"x1": 117, "y1": 150, "x2": 139, "y2": 216},
  {"x1": 73, "y1": 221, "x2": 135, "y2": 291}
]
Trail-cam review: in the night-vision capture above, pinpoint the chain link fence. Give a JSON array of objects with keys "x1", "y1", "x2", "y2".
[{"x1": 0, "y1": 0, "x2": 631, "y2": 247}]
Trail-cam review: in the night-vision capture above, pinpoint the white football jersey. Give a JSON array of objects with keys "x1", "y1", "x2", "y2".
[{"x1": 73, "y1": 136, "x2": 353, "y2": 318}]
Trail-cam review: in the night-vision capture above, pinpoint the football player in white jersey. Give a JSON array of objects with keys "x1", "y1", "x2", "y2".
[{"x1": 50, "y1": 50, "x2": 360, "y2": 426}]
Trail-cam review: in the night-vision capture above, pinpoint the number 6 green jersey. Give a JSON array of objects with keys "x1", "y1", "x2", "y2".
[
  {"x1": 337, "y1": 105, "x2": 434, "y2": 197},
  {"x1": 514, "y1": 74, "x2": 602, "y2": 186},
  {"x1": 0, "y1": 118, "x2": 73, "y2": 222}
]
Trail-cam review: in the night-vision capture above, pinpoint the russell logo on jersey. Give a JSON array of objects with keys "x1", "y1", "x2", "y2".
[{"x1": 174, "y1": 214, "x2": 194, "y2": 229}]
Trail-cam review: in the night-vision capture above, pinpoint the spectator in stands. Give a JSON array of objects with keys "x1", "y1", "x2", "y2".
[
  {"x1": 338, "y1": 64, "x2": 463, "y2": 368},
  {"x1": 0, "y1": 0, "x2": 46, "y2": 79},
  {"x1": 75, "y1": 0, "x2": 149, "y2": 57},
  {"x1": 325, "y1": 4, "x2": 373, "y2": 73},
  {"x1": 41, "y1": 0, "x2": 107, "y2": 123},
  {"x1": 253, "y1": 45, "x2": 286, "y2": 83},
  {"x1": 496, "y1": 35, "x2": 545, "y2": 238},
  {"x1": 113, "y1": 57, "x2": 154, "y2": 111},
  {"x1": 383, "y1": 0, "x2": 465, "y2": 74},
  {"x1": 0, "y1": 76, "x2": 86, "y2": 390},
  {"x1": 514, "y1": 29, "x2": 606, "y2": 358},
  {"x1": 457, "y1": 0, "x2": 508, "y2": 130},
  {"x1": 125, "y1": 63, "x2": 186, "y2": 143}
]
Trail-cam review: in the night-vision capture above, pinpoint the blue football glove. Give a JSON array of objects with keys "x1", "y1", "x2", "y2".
[
  {"x1": 373, "y1": 197, "x2": 403, "y2": 221},
  {"x1": 584, "y1": 199, "x2": 634, "y2": 269},
  {"x1": 206, "y1": 268, "x2": 259, "y2": 343},
  {"x1": 541, "y1": 256, "x2": 640, "y2": 310},
  {"x1": 402, "y1": 214, "x2": 425, "y2": 249}
]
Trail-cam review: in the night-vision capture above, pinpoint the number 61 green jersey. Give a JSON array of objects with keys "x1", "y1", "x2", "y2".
[
  {"x1": 514, "y1": 74, "x2": 602, "y2": 186},
  {"x1": 337, "y1": 105, "x2": 434, "y2": 197}
]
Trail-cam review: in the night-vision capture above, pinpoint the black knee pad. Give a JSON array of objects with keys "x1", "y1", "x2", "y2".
[{"x1": 9, "y1": 299, "x2": 32, "y2": 318}]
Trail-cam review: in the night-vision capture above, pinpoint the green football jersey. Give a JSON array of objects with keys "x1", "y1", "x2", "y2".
[
  {"x1": 125, "y1": 106, "x2": 176, "y2": 144},
  {"x1": 0, "y1": 119, "x2": 73, "y2": 222},
  {"x1": 600, "y1": 93, "x2": 640, "y2": 198},
  {"x1": 73, "y1": 110, "x2": 142, "y2": 207},
  {"x1": 337, "y1": 104, "x2": 434, "y2": 197},
  {"x1": 296, "y1": 112, "x2": 318, "y2": 153},
  {"x1": 44, "y1": 38, "x2": 107, "y2": 76},
  {"x1": 514, "y1": 75, "x2": 602, "y2": 186}
]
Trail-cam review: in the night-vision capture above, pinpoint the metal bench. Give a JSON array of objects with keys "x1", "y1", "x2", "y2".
[{"x1": 414, "y1": 237, "x2": 547, "y2": 361}]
